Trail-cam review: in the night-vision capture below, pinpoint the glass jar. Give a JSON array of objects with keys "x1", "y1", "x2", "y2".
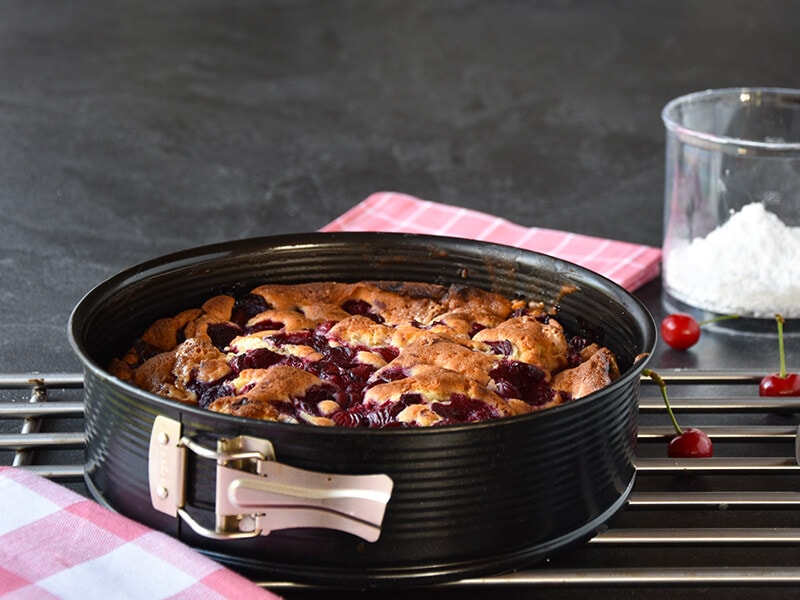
[{"x1": 661, "y1": 87, "x2": 800, "y2": 331}]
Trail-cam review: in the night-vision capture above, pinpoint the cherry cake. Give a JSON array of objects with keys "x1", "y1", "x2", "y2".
[{"x1": 109, "y1": 281, "x2": 621, "y2": 428}]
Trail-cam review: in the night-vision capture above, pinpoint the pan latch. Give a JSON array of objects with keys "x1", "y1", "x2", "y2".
[{"x1": 148, "y1": 415, "x2": 393, "y2": 542}]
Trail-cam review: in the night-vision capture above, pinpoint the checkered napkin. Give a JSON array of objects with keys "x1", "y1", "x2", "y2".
[
  {"x1": 321, "y1": 192, "x2": 662, "y2": 291},
  {"x1": 0, "y1": 467, "x2": 281, "y2": 600}
]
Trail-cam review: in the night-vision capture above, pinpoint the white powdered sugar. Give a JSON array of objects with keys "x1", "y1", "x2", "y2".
[{"x1": 664, "y1": 202, "x2": 800, "y2": 318}]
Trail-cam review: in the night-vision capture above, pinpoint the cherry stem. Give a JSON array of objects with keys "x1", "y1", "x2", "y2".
[
  {"x1": 698, "y1": 314, "x2": 739, "y2": 327},
  {"x1": 642, "y1": 368, "x2": 683, "y2": 435},
  {"x1": 775, "y1": 314, "x2": 787, "y2": 379}
]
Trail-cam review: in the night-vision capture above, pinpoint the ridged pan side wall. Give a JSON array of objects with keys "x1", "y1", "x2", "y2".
[{"x1": 81, "y1": 370, "x2": 638, "y2": 585}]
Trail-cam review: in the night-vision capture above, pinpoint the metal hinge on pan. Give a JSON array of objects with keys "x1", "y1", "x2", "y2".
[{"x1": 147, "y1": 415, "x2": 393, "y2": 542}]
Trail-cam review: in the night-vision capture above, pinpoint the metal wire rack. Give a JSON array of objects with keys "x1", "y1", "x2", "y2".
[{"x1": 2, "y1": 371, "x2": 799, "y2": 593}]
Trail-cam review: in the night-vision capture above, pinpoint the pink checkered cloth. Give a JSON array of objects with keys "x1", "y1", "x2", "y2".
[
  {"x1": 0, "y1": 467, "x2": 281, "y2": 600},
  {"x1": 321, "y1": 192, "x2": 662, "y2": 291}
]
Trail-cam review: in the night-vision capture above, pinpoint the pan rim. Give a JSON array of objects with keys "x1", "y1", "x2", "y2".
[{"x1": 68, "y1": 231, "x2": 656, "y2": 437}]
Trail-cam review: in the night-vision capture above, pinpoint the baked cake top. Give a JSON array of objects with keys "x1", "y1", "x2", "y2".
[{"x1": 109, "y1": 280, "x2": 620, "y2": 427}]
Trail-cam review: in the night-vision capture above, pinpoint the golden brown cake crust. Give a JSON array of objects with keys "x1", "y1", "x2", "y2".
[{"x1": 112, "y1": 280, "x2": 621, "y2": 427}]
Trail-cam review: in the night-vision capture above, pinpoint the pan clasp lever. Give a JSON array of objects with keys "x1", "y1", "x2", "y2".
[{"x1": 147, "y1": 415, "x2": 393, "y2": 542}]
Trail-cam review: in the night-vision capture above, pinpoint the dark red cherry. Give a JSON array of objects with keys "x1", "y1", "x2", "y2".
[
  {"x1": 231, "y1": 347, "x2": 283, "y2": 372},
  {"x1": 431, "y1": 394, "x2": 499, "y2": 424},
  {"x1": 206, "y1": 322, "x2": 243, "y2": 350},
  {"x1": 230, "y1": 294, "x2": 270, "y2": 327},
  {"x1": 759, "y1": 314, "x2": 800, "y2": 397},
  {"x1": 660, "y1": 313, "x2": 701, "y2": 350},
  {"x1": 660, "y1": 312, "x2": 739, "y2": 351},
  {"x1": 341, "y1": 299, "x2": 384, "y2": 323},
  {"x1": 489, "y1": 360, "x2": 554, "y2": 407},
  {"x1": 643, "y1": 369, "x2": 713, "y2": 458},
  {"x1": 759, "y1": 372, "x2": 800, "y2": 396},
  {"x1": 668, "y1": 427, "x2": 713, "y2": 458}
]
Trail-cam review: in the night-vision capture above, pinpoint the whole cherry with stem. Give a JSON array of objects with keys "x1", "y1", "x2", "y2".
[
  {"x1": 660, "y1": 312, "x2": 739, "y2": 351},
  {"x1": 643, "y1": 368, "x2": 713, "y2": 458},
  {"x1": 759, "y1": 314, "x2": 800, "y2": 397}
]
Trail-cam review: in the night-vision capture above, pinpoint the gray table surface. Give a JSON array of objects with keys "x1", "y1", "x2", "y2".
[{"x1": 2, "y1": 1, "x2": 798, "y2": 598}]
